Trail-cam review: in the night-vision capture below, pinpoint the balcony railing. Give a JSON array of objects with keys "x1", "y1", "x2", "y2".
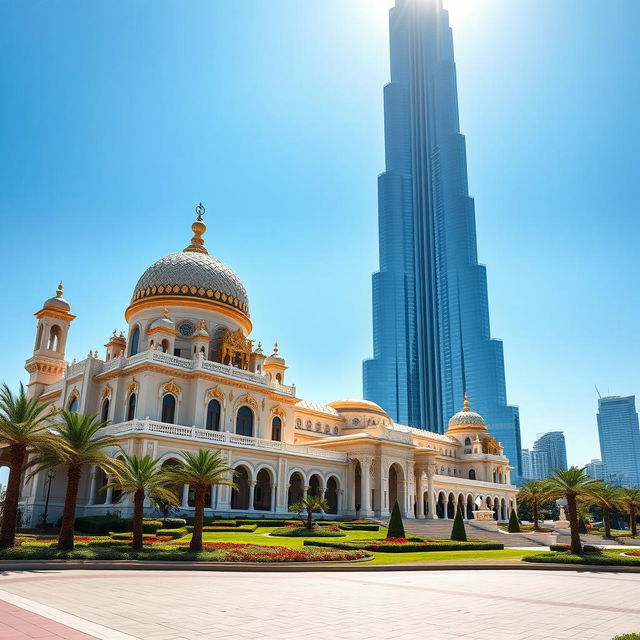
[
  {"x1": 95, "y1": 349, "x2": 296, "y2": 396},
  {"x1": 104, "y1": 419, "x2": 347, "y2": 462}
]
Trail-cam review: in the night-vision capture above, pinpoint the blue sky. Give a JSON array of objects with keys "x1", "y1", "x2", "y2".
[{"x1": 1, "y1": 0, "x2": 639, "y2": 487}]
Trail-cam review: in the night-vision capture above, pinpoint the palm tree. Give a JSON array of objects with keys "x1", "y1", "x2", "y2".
[
  {"x1": 108, "y1": 454, "x2": 179, "y2": 550},
  {"x1": 585, "y1": 482, "x2": 624, "y2": 538},
  {"x1": 617, "y1": 488, "x2": 640, "y2": 537},
  {"x1": 545, "y1": 467, "x2": 600, "y2": 555},
  {"x1": 290, "y1": 495, "x2": 330, "y2": 530},
  {"x1": 161, "y1": 449, "x2": 235, "y2": 552},
  {"x1": 32, "y1": 410, "x2": 121, "y2": 550},
  {"x1": 517, "y1": 480, "x2": 551, "y2": 530},
  {"x1": 0, "y1": 383, "x2": 58, "y2": 549}
]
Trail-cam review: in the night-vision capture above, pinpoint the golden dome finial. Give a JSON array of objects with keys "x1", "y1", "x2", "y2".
[
  {"x1": 162, "y1": 306, "x2": 170, "y2": 318},
  {"x1": 463, "y1": 392, "x2": 470, "y2": 412},
  {"x1": 184, "y1": 202, "x2": 208, "y2": 254},
  {"x1": 56, "y1": 281, "x2": 64, "y2": 298},
  {"x1": 273, "y1": 341, "x2": 279, "y2": 354}
]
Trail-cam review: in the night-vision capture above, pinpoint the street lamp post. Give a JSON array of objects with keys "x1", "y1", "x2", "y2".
[{"x1": 41, "y1": 469, "x2": 55, "y2": 533}]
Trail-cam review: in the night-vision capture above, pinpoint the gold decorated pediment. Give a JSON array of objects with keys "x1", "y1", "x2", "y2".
[
  {"x1": 207, "y1": 386, "x2": 225, "y2": 402},
  {"x1": 162, "y1": 378, "x2": 182, "y2": 396}
]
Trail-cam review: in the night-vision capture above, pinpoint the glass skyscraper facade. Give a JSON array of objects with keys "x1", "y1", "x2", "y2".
[
  {"x1": 533, "y1": 431, "x2": 568, "y2": 475},
  {"x1": 363, "y1": 0, "x2": 522, "y2": 482},
  {"x1": 597, "y1": 395, "x2": 640, "y2": 488}
]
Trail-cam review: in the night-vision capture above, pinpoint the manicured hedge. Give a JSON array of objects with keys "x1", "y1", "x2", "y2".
[
  {"x1": 303, "y1": 539, "x2": 504, "y2": 552},
  {"x1": 202, "y1": 525, "x2": 257, "y2": 533},
  {"x1": 74, "y1": 516, "x2": 131, "y2": 535},
  {"x1": 156, "y1": 527, "x2": 191, "y2": 539},
  {"x1": 159, "y1": 518, "x2": 187, "y2": 528},
  {"x1": 549, "y1": 544, "x2": 601, "y2": 553},
  {"x1": 612, "y1": 634, "x2": 640, "y2": 640},
  {"x1": 270, "y1": 527, "x2": 346, "y2": 538},
  {"x1": 141, "y1": 520, "x2": 163, "y2": 533},
  {"x1": 111, "y1": 532, "x2": 159, "y2": 541},
  {"x1": 339, "y1": 524, "x2": 379, "y2": 532},
  {"x1": 524, "y1": 552, "x2": 640, "y2": 566}
]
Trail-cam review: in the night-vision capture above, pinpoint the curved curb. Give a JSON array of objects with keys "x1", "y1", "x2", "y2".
[{"x1": 1, "y1": 559, "x2": 640, "y2": 573}]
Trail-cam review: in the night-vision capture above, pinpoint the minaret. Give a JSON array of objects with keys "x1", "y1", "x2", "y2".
[
  {"x1": 363, "y1": 0, "x2": 522, "y2": 482},
  {"x1": 25, "y1": 283, "x2": 76, "y2": 397}
]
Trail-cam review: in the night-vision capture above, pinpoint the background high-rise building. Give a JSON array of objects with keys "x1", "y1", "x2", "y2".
[
  {"x1": 521, "y1": 448, "x2": 549, "y2": 482},
  {"x1": 597, "y1": 395, "x2": 640, "y2": 488},
  {"x1": 362, "y1": 0, "x2": 522, "y2": 481},
  {"x1": 585, "y1": 458, "x2": 607, "y2": 482},
  {"x1": 533, "y1": 431, "x2": 568, "y2": 475}
]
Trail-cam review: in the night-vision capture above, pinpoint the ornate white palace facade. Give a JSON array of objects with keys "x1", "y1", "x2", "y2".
[{"x1": 16, "y1": 207, "x2": 517, "y2": 526}]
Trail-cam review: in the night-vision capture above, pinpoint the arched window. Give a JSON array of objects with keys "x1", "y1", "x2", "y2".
[
  {"x1": 206, "y1": 399, "x2": 221, "y2": 431},
  {"x1": 468, "y1": 469, "x2": 476, "y2": 480},
  {"x1": 100, "y1": 398, "x2": 110, "y2": 423},
  {"x1": 271, "y1": 416, "x2": 282, "y2": 441},
  {"x1": 464, "y1": 437, "x2": 472, "y2": 446},
  {"x1": 161, "y1": 339, "x2": 169, "y2": 353},
  {"x1": 35, "y1": 324, "x2": 43, "y2": 350},
  {"x1": 161, "y1": 394, "x2": 176, "y2": 424},
  {"x1": 236, "y1": 406, "x2": 253, "y2": 437},
  {"x1": 275, "y1": 373, "x2": 282, "y2": 384},
  {"x1": 126, "y1": 393, "x2": 136, "y2": 421},
  {"x1": 68, "y1": 395, "x2": 78, "y2": 413},
  {"x1": 129, "y1": 327, "x2": 140, "y2": 356},
  {"x1": 48, "y1": 325, "x2": 61, "y2": 351}
]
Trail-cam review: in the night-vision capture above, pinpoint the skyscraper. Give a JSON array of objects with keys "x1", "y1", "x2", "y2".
[
  {"x1": 585, "y1": 458, "x2": 607, "y2": 482},
  {"x1": 521, "y1": 448, "x2": 549, "y2": 482},
  {"x1": 597, "y1": 396, "x2": 640, "y2": 488},
  {"x1": 363, "y1": 0, "x2": 522, "y2": 481},
  {"x1": 533, "y1": 431, "x2": 568, "y2": 475}
]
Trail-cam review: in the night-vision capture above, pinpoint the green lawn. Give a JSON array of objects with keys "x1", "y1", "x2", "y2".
[{"x1": 185, "y1": 526, "x2": 529, "y2": 565}]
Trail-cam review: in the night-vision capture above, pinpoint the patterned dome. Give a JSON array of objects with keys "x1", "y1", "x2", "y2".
[
  {"x1": 447, "y1": 394, "x2": 487, "y2": 431},
  {"x1": 129, "y1": 205, "x2": 249, "y2": 318}
]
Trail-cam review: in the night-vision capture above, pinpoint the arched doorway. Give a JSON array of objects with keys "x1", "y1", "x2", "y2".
[
  {"x1": 308, "y1": 474, "x2": 321, "y2": 498},
  {"x1": 254, "y1": 468, "x2": 272, "y2": 511},
  {"x1": 493, "y1": 497, "x2": 500, "y2": 521},
  {"x1": 447, "y1": 493, "x2": 455, "y2": 519},
  {"x1": 436, "y1": 492, "x2": 446, "y2": 519},
  {"x1": 501, "y1": 498, "x2": 507, "y2": 521},
  {"x1": 326, "y1": 477, "x2": 338, "y2": 514},
  {"x1": 388, "y1": 463, "x2": 404, "y2": 512},
  {"x1": 161, "y1": 459, "x2": 183, "y2": 505},
  {"x1": 466, "y1": 495, "x2": 474, "y2": 519},
  {"x1": 231, "y1": 466, "x2": 250, "y2": 510},
  {"x1": 288, "y1": 472, "x2": 304, "y2": 508},
  {"x1": 457, "y1": 493, "x2": 465, "y2": 517}
]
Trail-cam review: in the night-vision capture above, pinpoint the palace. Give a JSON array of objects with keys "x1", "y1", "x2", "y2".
[{"x1": 17, "y1": 206, "x2": 517, "y2": 526}]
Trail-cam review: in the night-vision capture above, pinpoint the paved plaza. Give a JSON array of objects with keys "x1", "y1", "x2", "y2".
[{"x1": 0, "y1": 568, "x2": 639, "y2": 639}]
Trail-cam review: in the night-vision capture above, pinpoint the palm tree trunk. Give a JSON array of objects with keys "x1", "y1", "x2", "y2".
[
  {"x1": 631, "y1": 505, "x2": 637, "y2": 537},
  {"x1": 189, "y1": 486, "x2": 205, "y2": 552},
  {"x1": 132, "y1": 489, "x2": 145, "y2": 551},
  {"x1": 567, "y1": 494, "x2": 582, "y2": 555},
  {"x1": 603, "y1": 506, "x2": 611, "y2": 538},
  {"x1": 58, "y1": 465, "x2": 81, "y2": 551},
  {"x1": 307, "y1": 507, "x2": 313, "y2": 530},
  {"x1": 0, "y1": 445, "x2": 26, "y2": 549},
  {"x1": 532, "y1": 501, "x2": 539, "y2": 530}
]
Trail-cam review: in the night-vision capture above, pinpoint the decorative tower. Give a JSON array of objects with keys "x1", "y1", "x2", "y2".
[
  {"x1": 147, "y1": 308, "x2": 177, "y2": 353},
  {"x1": 191, "y1": 320, "x2": 210, "y2": 358},
  {"x1": 25, "y1": 283, "x2": 76, "y2": 397},
  {"x1": 250, "y1": 342, "x2": 267, "y2": 375},
  {"x1": 104, "y1": 331, "x2": 126, "y2": 361},
  {"x1": 264, "y1": 342, "x2": 287, "y2": 384}
]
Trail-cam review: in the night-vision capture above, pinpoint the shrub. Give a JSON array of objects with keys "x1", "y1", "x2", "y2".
[
  {"x1": 612, "y1": 634, "x2": 640, "y2": 640},
  {"x1": 387, "y1": 501, "x2": 406, "y2": 539},
  {"x1": 549, "y1": 543, "x2": 601, "y2": 553},
  {"x1": 269, "y1": 527, "x2": 346, "y2": 538},
  {"x1": 160, "y1": 518, "x2": 187, "y2": 528},
  {"x1": 142, "y1": 520, "x2": 163, "y2": 534},
  {"x1": 578, "y1": 517, "x2": 588, "y2": 534},
  {"x1": 156, "y1": 527, "x2": 190, "y2": 539},
  {"x1": 508, "y1": 509, "x2": 520, "y2": 533},
  {"x1": 451, "y1": 506, "x2": 467, "y2": 542},
  {"x1": 304, "y1": 539, "x2": 504, "y2": 552},
  {"x1": 74, "y1": 515, "x2": 130, "y2": 535},
  {"x1": 202, "y1": 525, "x2": 257, "y2": 533},
  {"x1": 524, "y1": 552, "x2": 640, "y2": 567},
  {"x1": 339, "y1": 524, "x2": 379, "y2": 532}
]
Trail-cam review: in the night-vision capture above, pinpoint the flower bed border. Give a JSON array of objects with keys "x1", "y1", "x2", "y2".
[{"x1": 303, "y1": 539, "x2": 504, "y2": 552}]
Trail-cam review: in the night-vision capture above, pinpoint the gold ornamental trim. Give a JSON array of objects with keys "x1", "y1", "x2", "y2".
[{"x1": 162, "y1": 378, "x2": 182, "y2": 396}]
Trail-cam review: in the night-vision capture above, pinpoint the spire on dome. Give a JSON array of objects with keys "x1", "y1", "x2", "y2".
[
  {"x1": 463, "y1": 392, "x2": 470, "y2": 412},
  {"x1": 184, "y1": 202, "x2": 208, "y2": 254},
  {"x1": 273, "y1": 341, "x2": 279, "y2": 355},
  {"x1": 56, "y1": 282, "x2": 64, "y2": 298}
]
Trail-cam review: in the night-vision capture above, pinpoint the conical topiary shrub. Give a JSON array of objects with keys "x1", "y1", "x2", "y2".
[
  {"x1": 508, "y1": 508, "x2": 520, "y2": 533},
  {"x1": 451, "y1": 505, "x2": 467, "y2": 541},
  {"x1": 386, "y1": 500, "x2": 406, "y2": 539}
]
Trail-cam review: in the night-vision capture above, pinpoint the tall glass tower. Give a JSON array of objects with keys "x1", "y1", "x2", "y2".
[{"x1": 363, "y1": 0, "x2": 522, "y2": 481}]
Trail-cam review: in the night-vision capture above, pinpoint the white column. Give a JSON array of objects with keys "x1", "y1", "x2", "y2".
[
  {"x1": 427, "y1": 467, "x2": 436, "y2": 519},
  {"x1": 248, "y1": 481, "x2": 256, "y2": 511},
  {"x1": 88, "y1": 466, "x2": 97, "y2": 506},
  {"x1": 181, "y1": 484, "x2": 190, "y2": 508},
  {"x1": 361, "y1": 457, "x2": 373, "y2": 515},
  {"x1": 270, "y1": 484, "x2": 276, "y2": 512},
  {"x1": 303, "y1": 485, "x2": 309, "y2": 498},
  {"x1": 348, "y1": 460, "x2": 357, "y2": 512},
  {"x1": 337, "y1": 489, "x2": 344, "y2": 515},
  {"x1": 105, "y1": 485, "x2": 114, "y2": 505},
  {"x1": 416, "y1": 470, "x2": 425, "y2": 519}
]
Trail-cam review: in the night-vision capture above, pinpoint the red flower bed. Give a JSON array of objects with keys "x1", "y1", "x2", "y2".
[
  {"x1": 381, "y1": 538, "x2": 410, "y2": 544},
  {"x1": 624, "y1": 551, "x2": 640, "y2": 557},
  {"x1": 171, "y1": 541, "x2": 369, "y2": 562}
]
